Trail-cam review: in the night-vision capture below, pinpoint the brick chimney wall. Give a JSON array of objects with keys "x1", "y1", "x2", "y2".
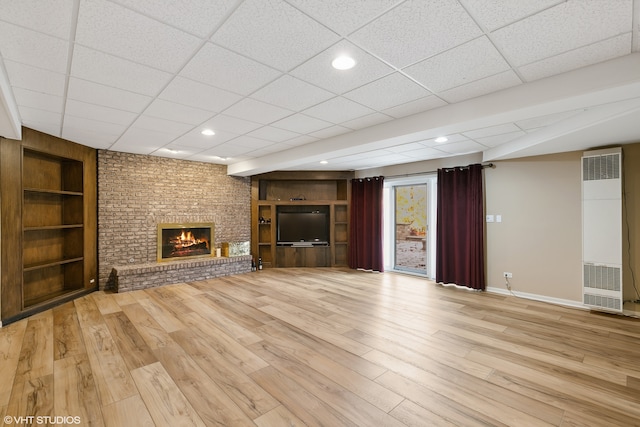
[{"x1": 97, "y1": 150, "x2": 250, "y2": 290}]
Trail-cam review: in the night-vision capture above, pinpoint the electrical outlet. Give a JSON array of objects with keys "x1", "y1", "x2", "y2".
[{"x1": 503, "y1": 272, "x2": 513, "y2": 278}]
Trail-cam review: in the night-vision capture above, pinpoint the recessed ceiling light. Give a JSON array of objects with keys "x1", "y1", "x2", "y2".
[
  {"x1": 164, "y1": 148, "x2": 180, "y2": 154},
  {"x1": 201, "y1": 129, "x2": 215, "y2": 136},
  {"x1": 212, "y1": 156, "x2": 229, "y2": 161},
  {"x1": 320, "y1": 160, "x2": 328, "y2": 164},
  {"x1": 331, "y1": 55, "x2": 356, "y2": 70},
  {"x1": 435, "y1": 136, "x2": 448, "y2": 143}
]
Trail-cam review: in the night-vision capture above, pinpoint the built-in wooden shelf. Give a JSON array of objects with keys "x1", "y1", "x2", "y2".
[
  {"x1": 1, "y1": 128, "x2": 97, "y2": 325},
  {"x1": 251, "y1": 171, "x2": 353, "y2": 268}
]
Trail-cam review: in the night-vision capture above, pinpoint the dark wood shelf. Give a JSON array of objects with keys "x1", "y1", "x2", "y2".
[
  {"x1": 24, "y1": 257, "x2": 84, "y2": 272},
  {"x1": 24, "y1": 187, "x2": 83, "y2": 196},
  {"x1": 24, "y1": 224, "x2": 84, "y2": 231}
]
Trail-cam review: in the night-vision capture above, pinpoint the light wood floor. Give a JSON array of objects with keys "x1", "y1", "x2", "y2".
[{"x1": 1, "y1": 268, "x2": 640, "y2": 427}]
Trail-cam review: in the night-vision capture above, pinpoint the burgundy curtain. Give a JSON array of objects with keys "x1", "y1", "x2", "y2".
[
  {"x1": 349, "y1": 176, "x2": 384, "y2": 272},
  {"x1": 436, "y1": 164, "x2": 485, "y2": 290}
]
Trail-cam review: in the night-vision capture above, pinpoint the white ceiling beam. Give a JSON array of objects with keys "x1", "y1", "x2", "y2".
[
  {"x1": 0, "y1": 61, "x2": 21, "y2": 140},
  {"x1": 227, "y1": 54, "x2": 640, "y2": 176}
]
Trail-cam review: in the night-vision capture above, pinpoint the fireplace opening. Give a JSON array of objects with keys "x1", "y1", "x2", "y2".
[{"x1": 157, "y1": 223, "x2": 214, "y2": 261}]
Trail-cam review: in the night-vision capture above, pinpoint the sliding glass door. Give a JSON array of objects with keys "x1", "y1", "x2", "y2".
[{"x1": 384, "y1": 175, "x2": 436, "y2": 277}]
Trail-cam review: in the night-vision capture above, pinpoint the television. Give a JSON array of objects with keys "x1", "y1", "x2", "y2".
[{"x1": 277, "y1": 210, "x2": 329, "y2": 246}]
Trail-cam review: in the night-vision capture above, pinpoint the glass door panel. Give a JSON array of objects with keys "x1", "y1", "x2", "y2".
[{"x1": 394, "y1": 184, "x2": 427, "y2": 274}]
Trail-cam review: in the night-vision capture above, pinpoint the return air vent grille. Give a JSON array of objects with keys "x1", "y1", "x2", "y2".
[
  {"x1": 583, "y1": 264, "x2": 621, "y2": 291},
  {"x1": 583, "y1": 293, "x2": 621, "y2": 311},
  {"x1": 582, "y1": 154, "x2": 620, "y2": 181}
]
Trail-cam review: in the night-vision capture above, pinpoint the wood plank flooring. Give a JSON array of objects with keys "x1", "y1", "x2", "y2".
[{"x1": 1, "y1": 268, "x2": 640, "y2": 426}]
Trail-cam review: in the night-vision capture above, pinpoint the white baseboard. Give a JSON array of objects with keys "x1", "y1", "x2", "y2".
[{"x1": 486, "y1": 286, "x2": 586, "y2": 310}]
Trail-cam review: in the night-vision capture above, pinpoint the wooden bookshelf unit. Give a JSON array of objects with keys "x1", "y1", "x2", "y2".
[
  {"x1": 251, "y1": 171, "x2": 353, "y2": 268},
  {"x1": 1, "y1": 128, "x2": 97, "y2": 324}
]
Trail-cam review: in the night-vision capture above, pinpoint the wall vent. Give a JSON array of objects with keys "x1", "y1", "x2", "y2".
[
  {"x1": 583, "y1": 293, "x2": 621, "y2": 311},
  {"x1": 583, "y1": 264, "x2": 621, "y2": 291},
  {"x1": 581, "y1": 147, "x2": 622, "y2": 312},
  {"x1": 582, "y1": 153, "x2": 620, "y2": 181}
]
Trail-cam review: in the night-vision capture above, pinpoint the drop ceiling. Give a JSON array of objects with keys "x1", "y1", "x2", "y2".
[{"x1": 0, "y1": 0, "x2": 639, "y2": 176}]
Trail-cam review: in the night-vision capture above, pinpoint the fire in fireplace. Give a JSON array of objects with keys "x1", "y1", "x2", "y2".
[{"x1": 157, "y1": 223, "x2": 214, "y2": 261}]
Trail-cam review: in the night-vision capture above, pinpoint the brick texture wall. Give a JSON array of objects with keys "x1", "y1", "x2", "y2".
[{"x1": 97, "y1": 150, "x2": 251, "y2": 290}]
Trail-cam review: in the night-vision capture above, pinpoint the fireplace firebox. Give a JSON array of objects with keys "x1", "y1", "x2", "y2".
[{"x1": 157, "y1": 223, "x2": 214, "y2": 261}]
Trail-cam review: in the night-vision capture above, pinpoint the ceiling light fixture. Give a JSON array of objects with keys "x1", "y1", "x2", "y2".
[
  {"x1": 320, "y1": 160, "x2": 328, "y2": 164},
  {"x1": 201, "y1": 129, "x2": 215, "y2": 136},
  {"x1": 331, "y1": 55, "x2": 356, "y2": 70},
  {"x1": 434, "y1": 136, "x2": 448, "y2": 143}
]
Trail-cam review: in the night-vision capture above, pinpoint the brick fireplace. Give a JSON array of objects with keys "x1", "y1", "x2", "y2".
[{"x1": 98, "y1": 150, "x2": 252, "y2": 291}]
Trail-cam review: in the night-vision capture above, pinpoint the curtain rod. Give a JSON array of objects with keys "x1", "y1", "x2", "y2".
[{"x1": 384, "y1": 162, "x2": 495, "y2": 179}]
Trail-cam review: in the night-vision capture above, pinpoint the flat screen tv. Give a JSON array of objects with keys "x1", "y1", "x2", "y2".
[{"x1": 277, "y1": 211, "x2": 329, "y2": 246}]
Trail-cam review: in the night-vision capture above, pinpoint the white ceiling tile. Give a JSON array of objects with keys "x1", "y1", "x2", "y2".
[
  {"x1": 515, "y1": 110, "x2": 583, "y2": 130},
  {"x1": 382, "y1": 95, "x2": 448, "y2": 118},
  {"x1": 71, "y1": 46, "x2": 172, "y2": 96},
  {"x1": 286, "y1": 0, "x2": 402, "y2": 35},
  {"x1": 434, "y1": 140, "x2": 486, "y2": 155},
  {"x1": 223, "y1": 98, "x2": 294, "y2": 124},
  {"x1": 459, "y1": 0, "x2": 565, "y2": 32},
  {"x1": 518, "y1": 33, "x2": 632, "y2": 82},
  {"x1": 172, "y1": 128, "x2": 237, "y2": 149},
  {"x1": 463, "y1": 123, "x2": 521, "y2": 139},
  {"x1": 302, "y1": 97, "x2": 375, "y2": 124},
  {"x1": 145, "y1": 99, "x2": 214, "y2": 125},
  {"x1": 62, "y1": 126, "x2": 119, "y2": 149},
  {"x1": 230, "y1": 135, "x2": 273, "y2": 149},
  {"x1": 290, "y1": 40, "x2": 394, "y2": 94},
  {"x1": 309, "y1": 125, "x2": 352, "y2": 139},
  {"x1": 418, "y1": 133, "x2": 470, "y2": 147},
  {"x1": 0, "y1": 23, "x2": 69, "y2": 73},
  {"x1": 12, "y1": 88, "x2": 62, "y2": 113},
  {"x1": 397, "y1": 147, "x2": 451, "y2": 161},
  {"x1": 284, "y1": 135, "x2": 318, "y2": 147},
  {"x1": 67, "y1": 78, "x2": 151, "y2": 113},
  {"x1": 110, "y1": 128, "x2": 174, "y2": 152},
  {"x1": 187, "y1": 152, "x2": 235, "y2": 164},
  {"x1": 153, "y1": 146, "x2": 200, "y2": 159},
  {"x1": 75, "y1": 0, "x2": 201, "y2": 73},
  {"x1": 248, "y1": 142, "x2": 293, "y2": 157},
  {"x1": 271, "y1": 114, "x2": 332, "y2": 134},
  {"x1": 211, "y1": 0, "x2": 340, "y2": 71},
  {"x1": 437, "y1": 70, "x2": 522, "y2": 103},
  {"x1": 492, "y1": 0, "x2": 632, "y2": 66},
  {"x1": 201, "y1": 114, "x2": 262, "y2": 134},
  {"x1": 251, "y1": 75, "x2": 334, "y2": 111},
  {"x1": 131, "y1": 115, "x2": 193, "y2": 136},
  {"x1": 63, "y1": 114, "x2": 128, "y2": 137},
  {"x1": 65, "y1": 99, "x2": 137, "y2": 125},
  {"x1": 343, "y1": 72, "x2": 431, "y2": 110},
  {"x1": 340, "y1": 112, "x2": 393, "y2": 130},
  {"x1": 110, "y1": 0, "x2": 234, "y2": 38},
  {"x1": 19, "y1": 106, "x2": 61, "y2": 129},
  {"x1": 475, "y1": 130, "x2": 526, "y2": 147},
  {"x1": 350, "y1": 0, "x2": 482, "y2": 68},
  {"x1": 385, "y1": 142, "x2": 431, "y2": 153},
  {"x1": 202, "y1": 142, "x2": 255, "y2": 158},
  {"x1": 0, "y1": 0, "x2": 74, "y2": 38},
  {"x1": 248, "y1": 126, "x2": 300, "y2": 142},
  {"x1": 159, "y1": 76, "x2": 242, "y2": 113},
  {"x1": 4, "y1": 60, "x2": 66, "y2": 96},
  {"x1": 404, "y1": 37, "x2": 510, "y2": 92},
  {"x1": 181, "y1": 43, "x2": 281, "y2": 96}
]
